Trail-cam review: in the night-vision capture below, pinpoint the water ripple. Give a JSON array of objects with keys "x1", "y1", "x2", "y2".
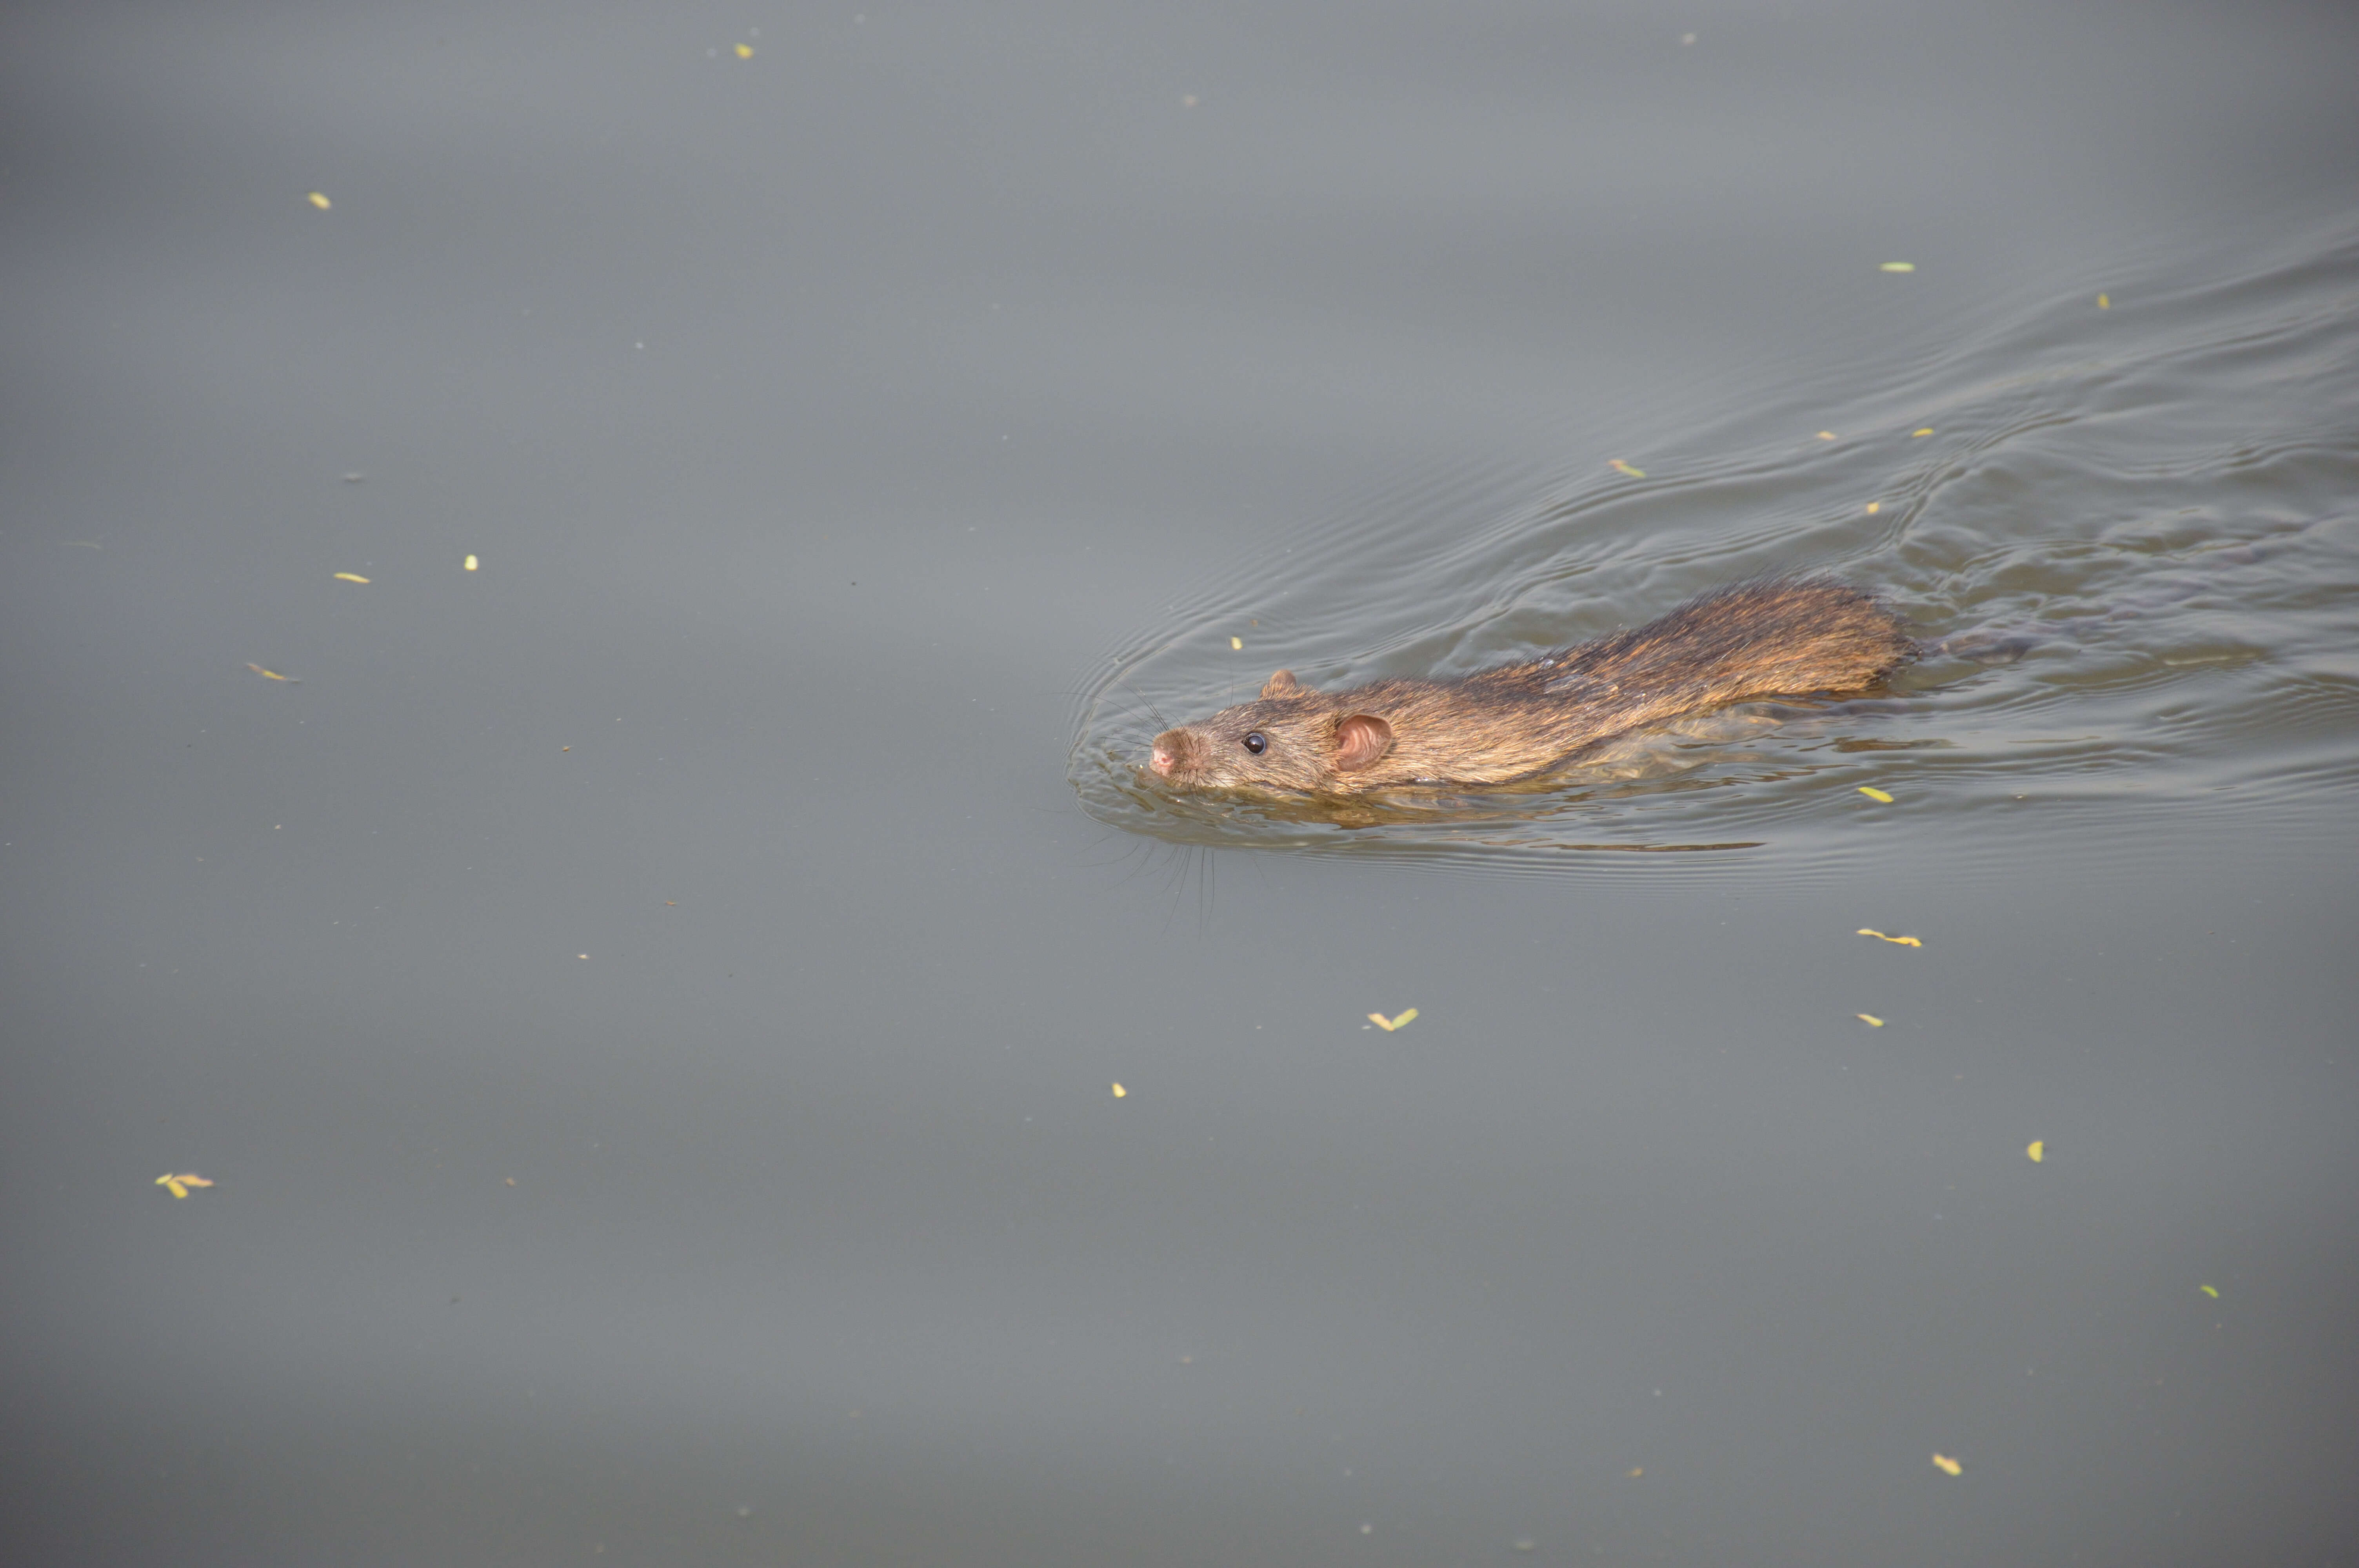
[{"x1": 1072, "y1": 216, "x2": 2359, "y2": 873}]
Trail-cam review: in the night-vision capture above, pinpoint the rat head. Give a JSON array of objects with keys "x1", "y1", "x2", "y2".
[{"x1": 1148, "y1": 670, "x2": 1394, "y2": 793}]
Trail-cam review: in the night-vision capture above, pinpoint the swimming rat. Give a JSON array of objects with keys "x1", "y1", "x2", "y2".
[{"x1": 1146, "y1": 579, "x2": 1915, "y2": 794}]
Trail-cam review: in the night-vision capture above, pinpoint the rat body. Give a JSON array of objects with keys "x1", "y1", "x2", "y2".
[{"x1": 1147, "y1": 579, "x2": 1914, "y2": 794}]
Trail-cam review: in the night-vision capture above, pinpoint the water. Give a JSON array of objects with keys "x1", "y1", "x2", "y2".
[{"x1": 3, "y1": 4, "x2": 2355, "y2": 1565}]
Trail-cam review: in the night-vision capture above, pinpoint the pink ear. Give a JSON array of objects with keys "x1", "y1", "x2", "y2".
[
  {"x1": 1261, "y1": 670, "x2": 1306, "y2": 699},
  {"x1": 1332, "y1": 713, "x2": 1393, "y2": 771}
]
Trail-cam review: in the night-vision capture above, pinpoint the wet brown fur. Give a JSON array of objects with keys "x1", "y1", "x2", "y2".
[{"x1": 1149, "y1": 579, "x2": 1914, "y2": 794}]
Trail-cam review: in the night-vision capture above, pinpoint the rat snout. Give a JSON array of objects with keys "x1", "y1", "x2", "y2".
[{"x1": 1149, "y1": 729, "x2": 1190, "y2": 778}]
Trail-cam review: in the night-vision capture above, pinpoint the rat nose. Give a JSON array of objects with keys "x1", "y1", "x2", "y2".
[{"x1": 1150, "y1": 729, "x2": 1194, "y2": 778}]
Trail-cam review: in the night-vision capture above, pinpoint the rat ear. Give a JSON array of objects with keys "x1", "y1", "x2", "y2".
[
  {"x1": 1261, "y1": 669, "x2": 1310, "y2": 699},
  {"x1": 1332, "y1": 713, "x2": 1393, "y2": 771}
]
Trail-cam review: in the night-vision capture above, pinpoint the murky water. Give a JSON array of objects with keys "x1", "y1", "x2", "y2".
[{"x1": 4, "y1": 4, "x2": 2355, "y2": 1565}]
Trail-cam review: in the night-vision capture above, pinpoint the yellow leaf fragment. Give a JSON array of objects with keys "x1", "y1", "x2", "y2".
[
  {"x1": 1626, "y1": 1466, "x2": 1643, "y2": 1478},
  {"x1": 463, "y1": 554, "x2": 480, "y2": 571},
  {"x1": 1857, "y1": 1013, "x2": 1885, "y2": 1027},
  {"x1": 156, "y1": 1173, "x2": 213, "y2": 1199},
  {"x1": 1879, "y1": 261, "x2": 1915, "y2": 272},
  {"x1": 307, "y1": 191, "x2": 331, "y2": 211},
  {"x1": 1367, "y1": 1007, "x2": 1418, "y2": 1031},
  {"x1": 2200, "y1": 1284, "x2": 2219, "y2": 1299},
  {"x1": 1111, "y1": 1082, "x2": 1127, "y2": 1098},
  {"x1": 1608, "y1": 459, "x2": 1647, "y2": 478},
  {"x1": 1912, "y1": 427, "x2": 1934, "y2": 437},
  {"x1": 1932, "y1": 1453, "x2": 1963, "y2": 1476},
  {"x1": 245, "y1": 663, "x2": 296, "y2": 682},
  {"x1": 2027, "y1": 1140, "x2": 2044, "y2": 1162},
  {"x1": 2097, "y1": 292, "x2": 2110, "y2": 309},
  {"x1": 1865, "y1": 501, "x2": 1881, "y2": 515},
  {"x1": 1816, "y1": 431, "x2": 1837, "y2": 441},
  {"x1": 734, "y1": 42, "x2": 754, "y2": 58},
  {"x1": 332, "y1": 572, "x2": 371, "y2": 584},
  {"x1": 1856, "y1": 929, "x2": 1922, "y2": 947},
  {"x1": 1857, "y1": 786, "x2": 1894, "y2": 802},
  {"x1": 1230, "y1": 636, "x2": 1242, "y2": 650}
]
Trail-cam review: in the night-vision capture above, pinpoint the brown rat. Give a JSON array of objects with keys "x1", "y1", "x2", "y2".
[{"x1": 1147, "y1": 579, "x2": 1914, "y2": 794}]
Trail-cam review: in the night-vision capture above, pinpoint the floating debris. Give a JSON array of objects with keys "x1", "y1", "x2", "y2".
[
  {"x1": 1932, "y1": 1453, "x2": 1963, "y2": 1476},
  {"x1": 463, "y1": 554, "x2": 480, "y2": 571},
  {"x1": 1856, "y1": 929, "x2": 1922, "y2": 947},
  {"x1": 1879, "y1": 261, "x2": 1916, "y2": 273},
  {"x1": 1608, "y1": 459, "x2": 1647, "y2": 478},
  {"x1": 734, "y1": 42, "x2": 754, "y2": 58},
  {"x1": 2200, "y1": 1285, "x2": 2219, "y2": 1299},
  {"x1": 1816, "y1": 431, "x2": 1837, "y2": 441},
  {"x1": 2027, "y1": 1140, "x2": 2045, "y2": 1163},
  {"x1": 1912, "y1": 427, "x2": 1934, "y2": 437},
  {"x1": 1857, "y1": 1013, "x2": 1885, "y2": 1027},
  {"x1": 156, "y1": 1173, "x2": 214, "y2": 1199},
  {"x1": 332, "y1": 572, "x2": 370, "y2": 584},
  {"x1": 1367, "y1": 1008, "x2": 1419, "y2": 1032},
  {"x1": 1112, "y1": 1082, "x2": 1127, "y2": 1098},
  {"x1": 245, "y1": 663, "x2": 298, "y2": 682},
  {"x1": 2097, "y1": 293, "x2": 2110, "y2": 309},
  {"x1": 1857, "y1": 786, "x2": 1894, "y2": 802},
  {"x1": 1866, "y1": 501, "x2": 1881, "y2": 515},
  {"x1": 1230, "y1": 636, "x2": 1242, "y2": 650},
  {"x1": 306, "y1": 192, "x2": 331, "y2": 211}
]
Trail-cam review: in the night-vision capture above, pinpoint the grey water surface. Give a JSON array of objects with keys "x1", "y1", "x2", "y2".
[{"x1": 4, "y1": 3, "x2": 2356, "y2": 1564}]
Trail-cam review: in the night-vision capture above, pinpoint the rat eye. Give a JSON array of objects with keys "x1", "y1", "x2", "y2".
[{"x1": 1242, "y1": 731, "x2": 1267, "y2": 755}]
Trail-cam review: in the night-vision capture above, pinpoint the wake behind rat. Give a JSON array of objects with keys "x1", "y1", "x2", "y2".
[{"x1": 1147, "y1": 579, "x2": 1914, "y2": 795}]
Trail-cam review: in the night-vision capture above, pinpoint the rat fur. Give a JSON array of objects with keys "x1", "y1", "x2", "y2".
[{"x1": 1147, "y1": 579, "x2": 1913, "y2": 794}]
